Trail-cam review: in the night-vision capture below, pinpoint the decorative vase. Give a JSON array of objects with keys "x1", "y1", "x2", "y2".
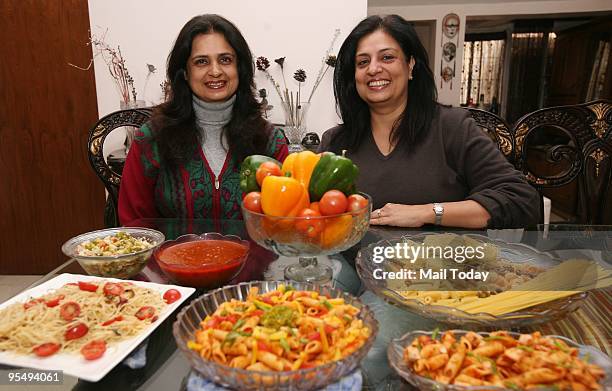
[{"x1": 281, "y1": 101, "x2": 310, "y2": 153}]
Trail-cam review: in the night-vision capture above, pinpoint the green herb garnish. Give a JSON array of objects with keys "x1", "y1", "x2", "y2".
[
  {"x1": 322, "y1": 300, "x2": 333, "y2": 310},
  {"x1": 431, "y1": 327, "x2": 440, "y2": 340},
  {"x1": 517, "y1": 345, "x2": 534, "y2": 352},
  {"x1": 280, "y1": 337, "x2": 290, "y2": 352}
]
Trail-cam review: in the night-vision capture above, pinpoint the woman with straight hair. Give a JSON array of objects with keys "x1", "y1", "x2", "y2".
[
  {"x1": 320, "y1": 14, "x2": 539, "y2": 228},
  {"x1": 119, "y1": 14, "x2": 288, "y2": 224}
]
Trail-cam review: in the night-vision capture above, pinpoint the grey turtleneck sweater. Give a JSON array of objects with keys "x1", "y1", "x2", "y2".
[{"x1": 192, "y1": 94, "x2": 236, "y2": 177}]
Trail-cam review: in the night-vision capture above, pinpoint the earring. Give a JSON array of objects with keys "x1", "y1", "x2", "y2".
[{"x1": 409, "y1": 74, "x2": 413, "y2": 80}]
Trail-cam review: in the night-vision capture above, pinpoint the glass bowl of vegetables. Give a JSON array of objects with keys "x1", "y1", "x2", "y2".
[
  {"x1": 242, "y1": 192, "x2": 371, "y2": 284},
  {"x1": 61, "y1": 227, "x2": 165, "y2": 279}
]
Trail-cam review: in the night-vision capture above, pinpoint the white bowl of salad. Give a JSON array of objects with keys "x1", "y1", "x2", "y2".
[{"x1": 62, "y1": 227, "x2": 165, "y2": 279}]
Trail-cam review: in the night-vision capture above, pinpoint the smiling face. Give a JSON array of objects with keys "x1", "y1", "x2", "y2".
[
  {"x1": 354, "y1": 30, "x2": 413, "y2": 112},
  {"x1": 186, "y1": 32, "x2": 238, "y2": 102}
]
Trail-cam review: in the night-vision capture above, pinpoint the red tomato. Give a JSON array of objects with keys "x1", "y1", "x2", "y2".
[
  {"x1": 103, "y1": 283, "x2": 125, "y2": 296},
  {"x1": 65, "y1": 323, "x2": 89, "y2": 340},
  {"x1": 45, "y1": 295, "x2": 65, "y2": 308},
  {"x1": 309, "y1": 202, "x2": 320, "y2": 213},
  {"x1": 135, "y1": 306, "x2": 155, "y2": 320},
  {"x1": 23, "y1": 299, "x2": 44, "y2": 310},
  {"x1": 163, "y1": 289, "x2": 181, "y2": 304},
  {"x1": 59, "y1": 302, "x2": 81, "y2": 321},
  {"x1": 307, "y1": 332, "x2": 320, "y2": 341},
  {"x1": 257, "y1": 341, "x2": 270, "y2": 352},
  {"x1": 81, "y1": 340, "x2": 106, "y2": 360},
  {"x1": 243, "y1": 192, "x2": 263, "y2": 213},
  {"x1": 78, "y1": 281, "x2": 98, "y2": 292},
  {"x1": 319, "y1": 190, "x2": 348, "y2": 216},
  {"x1": 251, "y1": 309, "x2": 264, "y2": 317},
  {"x1": 102, "y1": 316, "x2": 123, "y2": 326},
  {"x1": 255, "y1": 162, "x2": 282, "y2": 187},
  {"x1": 33, "y1": 343, "x2": 61, "y2": 357},
  {"x1": 347, "y1": 194, "x2": 368, "y2": 212},
  {"x1": 295, "y1": 208, "x2": 324, "y2": 238}
]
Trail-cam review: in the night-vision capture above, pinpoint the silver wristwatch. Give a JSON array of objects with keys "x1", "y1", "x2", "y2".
[{"x1": 433, "y1": 203, "x2": 444, "y2": 225}]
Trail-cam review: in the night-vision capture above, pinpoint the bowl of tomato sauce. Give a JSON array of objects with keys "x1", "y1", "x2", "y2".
[{"x1": 153, "y1": 233, "x2": 250, "y2": 289}]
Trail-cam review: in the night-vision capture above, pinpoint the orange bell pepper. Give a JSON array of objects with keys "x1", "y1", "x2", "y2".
[
  {"x1": 281, "y1": 151, "x2": 321, "y2": 189},
  {"x1": 320, "y1": 215, "x2": 353, "y2": 249},
  {"x1": 260, "y1": 176, "x2": 310, "y2": 217}
]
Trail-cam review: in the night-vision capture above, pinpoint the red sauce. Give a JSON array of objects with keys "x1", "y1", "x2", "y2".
[{"x1": 156, "y1": 240, "x2": 248, "y2": 288}]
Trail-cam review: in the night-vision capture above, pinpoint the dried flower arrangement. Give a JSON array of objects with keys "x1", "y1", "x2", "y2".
[
  {"x1": 256, "y1": 29, "x2": 340, "y2": 133},
  {"x1": 69, "y1": 29, "x2": 156, "y2": 107}
]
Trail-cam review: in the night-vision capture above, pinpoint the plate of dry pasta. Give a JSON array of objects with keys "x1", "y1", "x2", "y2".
[
  {"x1": 0, "y1": 273, "x2": 194, "y2": 382},
  {"x1": 355, "y1": 233, "x2": 612, "y2": 327},
  {"x1": 172, "y1": 281, "x2": 378, "y2": 390},
  {"x1": 388, "y1": 329, "x2": 611, "y2": 390}
]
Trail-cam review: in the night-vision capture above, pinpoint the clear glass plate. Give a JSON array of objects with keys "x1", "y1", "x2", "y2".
[
  {"x1": 388, "y1": 330, "x2": 612, "y2": 391},
  {"x1": 356, "y1": 233, "x2": 588, "y2": 328},
  {"x1": 172, "y1": 281, "x2": 379, "y2": 390}
]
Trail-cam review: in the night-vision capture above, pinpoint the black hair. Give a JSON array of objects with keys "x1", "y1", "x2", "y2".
[
  {"x1": 330, "y1": 14, "x2": 438, "y2": 153},
  {"x1": 151, "y1": 14, "x2": 269, "y2": 165}
]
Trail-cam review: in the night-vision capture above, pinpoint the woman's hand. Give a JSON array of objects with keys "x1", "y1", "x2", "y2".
[
  {"x1": 370, "y1": 200, "x2": 491, "y2": 228},
  {"x1": 370, "y1": 203, "x2": 432, "y2": 227}
]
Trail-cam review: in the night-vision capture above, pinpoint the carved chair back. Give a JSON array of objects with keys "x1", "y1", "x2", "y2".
[
  {"x1": 513, "y1": 100, "x2": 612, "y2": 224},
  {"x1": 87, "y1": 108, "x2": 153, "y2": 227},
  {"x1": 466, "y1": 108, "x2": 515, "y2": 163}
]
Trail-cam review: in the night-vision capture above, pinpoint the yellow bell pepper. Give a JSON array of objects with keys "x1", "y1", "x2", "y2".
[
  {"x1": 260, "y1": 176, "x2": 310, "y2": 217},
  {"x1": 320, "y1": 215, "x2": 353, "y2": 249},
  {"x1": 281, "y1": 151, "x2": 320, "y2": 189}
]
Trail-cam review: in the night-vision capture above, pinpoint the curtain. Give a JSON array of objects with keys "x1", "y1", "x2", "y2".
[{"x1": 460, "y1": 39, "x2": 506, "y2": 107}]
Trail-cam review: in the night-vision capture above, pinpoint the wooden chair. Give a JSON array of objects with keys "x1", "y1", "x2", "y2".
[
  {"x1": 514, "y1": 100, "x2": 612, "y2": 224},
  {"x1": 87, "y1": 108, "x2": 153, "y2": 227},
  {"x1": 467, "y1": 108, "x2": 515, "y2": 163}
]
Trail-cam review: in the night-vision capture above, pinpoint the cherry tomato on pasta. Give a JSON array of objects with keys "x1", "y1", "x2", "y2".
[
  {"x1": 45, "y1": 295, "x2": 65, "y2": 308},
  {"x1": 65, "y1": 322, "x2": 89, "y2": 340},
  {"x1": 59, "y1": 302, "x2": 81, "y2": 321},
  {"x1": 33, "y1": 343, "x2": 61, "y2": 357},
  {"x1": 81, "y1": 340, "x2": 106, "y2": 360},
  {"x1": 163, "y1": 289, "x2": 181, "y2": 304},
  {"x1": 135, "y1": 306, "x2": 155, "y2": 320},
  {"x1": 103, "y1": 282, "x2": 125, "y2": 296},
  {"x1": 78, "y1": 281, "x2": 98, "y2": 292}
]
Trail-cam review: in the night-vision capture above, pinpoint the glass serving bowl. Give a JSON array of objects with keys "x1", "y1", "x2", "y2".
[
  {"x1": 61, "y1": 227, "x2": 165, "y2": 279},
  {"x1": 355, "y1": 233, "x2": 588, "y2": 328},
  {"x1": 172, "y1": 281, "x2": 379, "y2": 390},
  {"x1": 388, "y1": 330, "x2": 612, "y2": 391},
  {"x1": 241, "y1": 193, "x2": 371, "y2": 284},
  {"x1": 153, "y1": 233, "x2": 249, "y2": 289}
]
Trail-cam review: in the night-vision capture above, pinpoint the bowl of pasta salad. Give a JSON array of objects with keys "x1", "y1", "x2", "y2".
[
  {"x1": 388, "y1": 329, "x2": 611, "y2": 391},
  {"x1": 62, "y1": 227, "x2": 165, "y2": 279},
  {"x1": 172, "y1": 281, "x2": 378, "y2": 390}
]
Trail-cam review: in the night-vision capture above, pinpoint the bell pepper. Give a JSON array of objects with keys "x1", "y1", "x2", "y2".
[
  {"x1": 320, "y1": 215, "x2": 353, "y2": 249},
  {"x1": 260, "y1": 176, "x2": 310, "y2": 217},
  {"x1": 240, "y1": 155, "x2": 282, "y2": 193},
  {"x1": 308, "y1": 151, "x2": 359, "y2": 201},
  {"x1": 281, "y1": 151, "x2": 320, "y2": 189}
]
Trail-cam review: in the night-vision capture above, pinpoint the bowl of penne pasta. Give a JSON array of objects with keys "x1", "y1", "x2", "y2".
[
  {"x1": 356, "y1": 233, "x2": 592, "y2": 328},
  {"x1": 388, "y1": 329, "x2": 611, "y2": 390},
  {"x1": 172, "y1": 281, "x2": 378, "y2": 390}
]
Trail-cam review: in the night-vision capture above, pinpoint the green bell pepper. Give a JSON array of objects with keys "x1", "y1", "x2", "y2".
[
  {"x1": 240, "y1": 155, "x2": 282, "y2": 193},
  {"x1": 308, "y1": 151, "x2": 359, "y2": 201}
]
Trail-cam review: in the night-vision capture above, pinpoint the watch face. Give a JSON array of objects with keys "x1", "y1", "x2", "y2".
[{"x1": 434, "y1": 204, "x2": 444, "y2": 214}]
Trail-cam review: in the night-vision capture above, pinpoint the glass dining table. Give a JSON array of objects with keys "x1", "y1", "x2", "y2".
[{"x1": 14, "y1": 219, "x2": 612, "y2": 390}]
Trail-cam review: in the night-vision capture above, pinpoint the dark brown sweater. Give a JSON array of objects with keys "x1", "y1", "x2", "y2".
[{"x1": 319, "y1": 106, "x2": 540, "y2": 228}]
